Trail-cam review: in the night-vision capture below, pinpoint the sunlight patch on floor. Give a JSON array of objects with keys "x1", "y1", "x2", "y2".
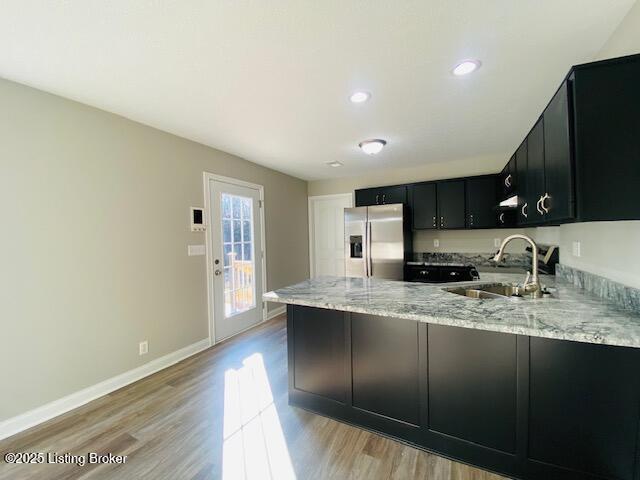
[{"x1": 223, "y1": 353, "x2": 296, "y2": 480}]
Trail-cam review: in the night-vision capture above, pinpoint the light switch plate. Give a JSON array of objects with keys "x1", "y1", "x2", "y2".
[
  {"x1": 139, "y1": 341, "x2": 148, "y2": 356},
  {"x1": 433, "y1": 239, "x2": 440, "y2": 248},
  {"x1": 188, "y1": 244, "x2": 206, "y2": 256},
  {"x1": 494, "y1": 238, "x2": 502, "y2": 248}
]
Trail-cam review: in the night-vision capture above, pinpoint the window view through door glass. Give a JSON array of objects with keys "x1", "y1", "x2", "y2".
[{"x1": 221, "y1": 193, "x2": 255, "y2": 317}]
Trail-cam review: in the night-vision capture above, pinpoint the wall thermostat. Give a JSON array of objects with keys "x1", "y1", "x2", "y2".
[{"x1": 190, "y1": 207, "x2": 206, "y2": 232}]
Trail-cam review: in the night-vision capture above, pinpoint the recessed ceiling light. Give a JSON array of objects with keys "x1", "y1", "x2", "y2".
[
  {"x1": 452, "y1": 60, "x2": 481, "y2": 76},
  {"x1": 349, "y1": 91, "x2": 371, "y2": 103},
  {"x1": 359, "y1": 139, "x2": 387, "y2": 155},
  {"x1": 326, "y1": 161, "x2": 343, "y2": 168}
]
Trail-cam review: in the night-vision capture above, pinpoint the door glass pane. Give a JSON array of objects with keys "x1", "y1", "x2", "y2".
[{"x1": 220, "y1": 193, "x2": 256, "y2": 317}]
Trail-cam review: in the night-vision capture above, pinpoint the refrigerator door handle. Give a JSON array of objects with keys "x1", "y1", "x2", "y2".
[{"x1": 367, "y1": 221, "x2": 373, "y2": 277}]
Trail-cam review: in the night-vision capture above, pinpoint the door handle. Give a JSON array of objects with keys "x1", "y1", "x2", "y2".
[
  {"x1": 214, "y1": 269, "x2": 222, "y2": 276},
  {"x1": 540, "y1": 193, "x2": 550, "y2": 213},
  {"x1": 522, "y1": 202, "x2": 528, "y2": 218},
  {"x1": 367, "y1": 221, "x2": 372, "y2": 277}
]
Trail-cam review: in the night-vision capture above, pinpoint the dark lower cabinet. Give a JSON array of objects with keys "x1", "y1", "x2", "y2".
[
  {"x1": 351, "y1": 314, "x2": 420, "y2": 425},
  {"x1": 427, "y1": 325, "x2": 517, "y2": 453},
  {"x1": 527, "y1": 337, "x2": 640, "y2": 480},
  {"x1": 290, "y1": 306, "x2": 346, "y2": 403},
  {"x1": 287, "y1": 305, "x2": 640, "y2": 480}
]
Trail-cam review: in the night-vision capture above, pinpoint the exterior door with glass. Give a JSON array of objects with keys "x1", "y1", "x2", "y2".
[{"x1": 209, "y1": 178, "x2": 263, "y2": 342}]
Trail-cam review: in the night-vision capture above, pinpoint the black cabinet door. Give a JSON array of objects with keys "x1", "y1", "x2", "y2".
[
  {"x1": 465, "y1": 176, "x2": 497, "y2": 228},
  {"x1": 355, "y1": 188, "x2": 379, "y2": 207},
  {"x1": 351, "y1": 314, "x2": 420, "y2": 425},
  {"x1": 515, "y1": 139, "x2": 528, "y2": 225},
  {"x1": 291, "y1": 306, "x2": 346, "y2": 402},
  {"x1": 379, "y1": 185, "x2": 407, "y2": 205},
  {"x1": 526, "y1": 118, "x2": 546, "y2": 225},
  {"x1": 437, "y1": 180, "x2": 466, "y2": 229},
  {"x1": 427, "y1": 325, "x2": 518, "y2": 453},
  {"x1": 572, "y1": 58, "x2": 640, "y2": 221},
  {"x1": 543, "y1": 80, "x2": 574, "y2": 223},
  {"x1": 409, "y1": 183, "x2": 437, "y2": 230},
  {"x1": 500, "y1": 155, "x2": 516, "y2": 198},
  {"x1": 528, "y1": 337, "x2": 640, "y2": 480}
]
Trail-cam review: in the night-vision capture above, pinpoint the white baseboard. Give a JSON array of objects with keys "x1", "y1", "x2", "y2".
[
  {"x1": 266, "y1": 305, "x2": 286, "y2": 321},
  {"x1": 0, "y1": 338, "x2": 211, "y2": 442}
]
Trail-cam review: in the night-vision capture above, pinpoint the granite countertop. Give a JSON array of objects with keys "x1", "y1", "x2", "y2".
[{"x1": 263, "y1": 273, "x2": 640, "y2": 348}]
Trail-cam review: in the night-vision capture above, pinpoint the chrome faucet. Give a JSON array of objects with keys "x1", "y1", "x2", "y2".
[{"x1": 493, "y1": 234, "x2": 543, "y2": 298}]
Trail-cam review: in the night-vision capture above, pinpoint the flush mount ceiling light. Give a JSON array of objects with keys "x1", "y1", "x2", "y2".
[
  {"x1": 349, "y1": 91, "x2": 371, "y2": 103},
  {"x1": 452, "y1": 59, "x2": 481, "y2": 76},
  {"x1": 359, "y1": 139, "x2": 387, "y2": 155},
  {"x1": 326, "y1": 161, "x2": 343, "y2": 168}
]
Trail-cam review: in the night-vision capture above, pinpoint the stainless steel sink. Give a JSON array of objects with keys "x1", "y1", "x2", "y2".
[{"x1": 444, "y1": 283, "x2": 553, "y2": 300}]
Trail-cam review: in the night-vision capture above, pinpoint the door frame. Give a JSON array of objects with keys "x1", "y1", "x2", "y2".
[
  {"x1": 308, "y1": 193, "x2": 354, "y2": 277},
  {"x1": 203, "y1": 172, "x2": 267, "y2": 345}
]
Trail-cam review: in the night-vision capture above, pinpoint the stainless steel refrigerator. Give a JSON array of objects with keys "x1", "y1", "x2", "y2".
[{"x1": 344, "y1": 203, "x2": 411, "y2": 280}]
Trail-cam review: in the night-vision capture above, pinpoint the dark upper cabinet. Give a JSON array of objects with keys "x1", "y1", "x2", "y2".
[
  {"x1": 355, "y1": 185, "x2": 407, "y2": 206},
  {"x1": 572, "y1": 55, "x2": 640, "y2": 222},
  {"x1": 526, "y1": 118, "x2": 546, "y2": 224},
  {"x1": 409, "y1": 183, "x2": 437, "y2": 230},
  {"x1": 354, "y1": 188, "x2": 378, "y2": 207},
  {"x1": 437, "y1": 180, "x2": 466, "y2": 229},
  {"x1": 465, "y1": 176, "x2": 498, "y2": 229},
  {"x1": 542, "y1": 80, "x2": 574, "y2": 223},
  {"x1": 515, "y1": 140, "x2": 528, "y2": 225},
  {"x1": 500, "y1": 155, "x2": 516, "y2": 198}
]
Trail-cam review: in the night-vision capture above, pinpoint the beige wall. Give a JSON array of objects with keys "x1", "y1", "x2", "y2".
[{"x1": 0, "y1": 77, "x2": 308, "y2": 421}]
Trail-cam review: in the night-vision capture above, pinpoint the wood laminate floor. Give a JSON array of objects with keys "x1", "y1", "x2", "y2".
[{"x1": 0, "y1": 314, "x2": 507, "y2": 480}]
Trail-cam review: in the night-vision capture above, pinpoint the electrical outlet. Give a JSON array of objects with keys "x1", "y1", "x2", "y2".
[
  {"x1": 139, "y1": 341, "x2": 148, "y2": 356},
  {"x1": 572, "y1": 241, "x2": 581, "y2": 257},
  {"x1": 433, "y1": 239, "x2": 440, "y2": 248},
  {"x1": 494, "y1": 238, "x2": 501, "y2": 248}
]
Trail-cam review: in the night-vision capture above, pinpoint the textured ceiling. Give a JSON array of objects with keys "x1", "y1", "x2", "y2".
[{"x1": 0, "y1": 1, "x2": 634, "y2": 180}]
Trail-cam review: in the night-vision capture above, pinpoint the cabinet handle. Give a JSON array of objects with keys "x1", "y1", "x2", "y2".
[
  {"x1": 499, "y1": 213, "x2": 505, "y2": 224},
  {"x1": 541, "y1": 193, "x2": 550, "y2": 213},
  {"x1": 432, "y1": 215, "x2": 436, "y2": 228},
  {"x1": 440, "y1": 216, "x2": 444, "y2": 228},
  {"x1": 469, "y1": 214, "x2": 474, "y2": 226},
  {"x1": 382, "y1": 194, "x2": 386, "y2": 204},
  {"x1": 536, "y1": 196, "x2": 544, "y2": 215},
  {"x1": 522, "y1": 202, "x2": 528, "y2": 218},
  {"x1": 505, "y1": 174, "x2": 512, "y2": 188},
  {"x1": 376, "y1": 194, "x2": 379, "y2": 205}
]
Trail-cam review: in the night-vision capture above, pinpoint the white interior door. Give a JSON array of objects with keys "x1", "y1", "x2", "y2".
[
  {"x1": 209, "y1": 178, "x2": 264, "y2": 342},
  {"x1": 309, "y1": 194, "x2": 353, "y2": 277}
]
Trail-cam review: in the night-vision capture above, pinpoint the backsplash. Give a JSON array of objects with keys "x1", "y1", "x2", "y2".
[
  {"x1": 556, "y1": 264, "x2": 640, "y2": 314},
  {"x1": 412, "y1": 252, "x2": 531, "y2": 269}
]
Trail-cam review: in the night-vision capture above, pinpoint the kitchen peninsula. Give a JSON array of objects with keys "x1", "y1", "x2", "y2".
[{"x1": 264, "y1": 272, "x2": 640, "y2": 480}]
